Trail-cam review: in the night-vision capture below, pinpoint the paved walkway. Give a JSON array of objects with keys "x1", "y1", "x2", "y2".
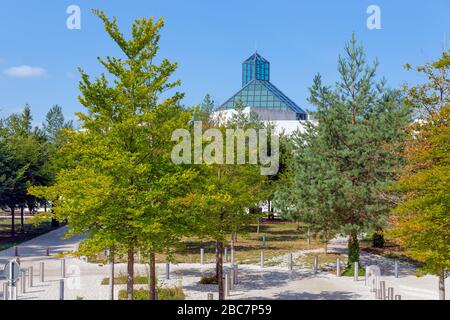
[{"x1": 0, "y1": 228, "x2": 447, "y2": 300}]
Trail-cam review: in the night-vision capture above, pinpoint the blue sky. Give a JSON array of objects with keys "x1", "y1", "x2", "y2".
[{"x1": 1, "y1": 0, "x2": 449, "y2": 125}]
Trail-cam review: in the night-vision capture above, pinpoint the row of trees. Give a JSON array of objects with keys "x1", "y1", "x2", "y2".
[
  {"x1": 0, "y1": 104, "x2": 72, "y2": 236},
  {"x1": 4, "y1": 9, "x2": 447, "y2": 300},
  {"x1": 29, "y1": 10, "x2": 268, "y2": 300}
]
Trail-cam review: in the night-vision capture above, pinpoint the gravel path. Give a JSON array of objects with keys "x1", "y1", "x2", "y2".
[{"x1": 0, "y1": 228, "x2": 447, "y2": 300}]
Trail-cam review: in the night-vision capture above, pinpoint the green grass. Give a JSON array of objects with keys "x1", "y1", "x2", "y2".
[
  {"x1": 294, "y1": 252, "x2": 347, "y2": 270},
  {"x1": 118, "y1": 287, "x2": 185, "y2": 300},
  {"x1": 0, "y1": 216, "x2": 59, "y2": 251},
  {"x1": 341, "y1": 264, "x2": 366, "y2": 277},
  {"x1": 89, "y1": 221, "x2": 325, "y2": 266},
  {"x1": 101, "y1": 271, "x2": 149, "y2": 285}
]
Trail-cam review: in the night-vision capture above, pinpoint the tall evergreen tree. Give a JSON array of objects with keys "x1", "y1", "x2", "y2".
[{"x1": 277, "y1": 35, "x2": 410, "y2": 265}]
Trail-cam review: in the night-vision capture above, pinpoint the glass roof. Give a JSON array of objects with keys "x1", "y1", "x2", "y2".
[
  {"x1": 242, "y1": 52, "x2": 270, "y2": 86},
  {"x1": 219, "y1": 52, "x2": 307, "y2": 117},
  {"x1": 218, "y1": 79, "x2": 306, "y2": 114}
]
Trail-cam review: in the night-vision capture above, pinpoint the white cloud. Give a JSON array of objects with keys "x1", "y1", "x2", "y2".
[{"x1": 3, "y1": 65, "x2": 46, "y2": 78}]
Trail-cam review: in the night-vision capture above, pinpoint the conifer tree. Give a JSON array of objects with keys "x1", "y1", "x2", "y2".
[{"x1": 277, "y1": 35, "x2": 410, "y2": 265}]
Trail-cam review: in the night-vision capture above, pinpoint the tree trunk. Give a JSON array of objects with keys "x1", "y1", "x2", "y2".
[
  {"x1": 348, "y1": 230, "x2": 360, "y2": 266},
  {"x1": 20, "y1": 206, "x2": 24, "y2": 230},
  {"x1": 216, "y1": 240, "x2": 224, "y2": 300},
  {"x1": 126, "y1": 246, "x2": 134, "y2": 300},
  {"x1": 149, "y1": 252, "x2": 156, "y2": 300},
  {"x1": 439, "y1": 270, "x2": 445, "y2": 300},
  {"x1": 324, "y1": 233, "x2": 328, "y2": 255},
  {"x1": 10, "y1": 207, "x2": 15, "y2": 237}
]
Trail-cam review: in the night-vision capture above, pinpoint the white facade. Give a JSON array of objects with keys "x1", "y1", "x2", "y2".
[{"x1": 213, "y1": 107, "x2": 316, "y2": 135}]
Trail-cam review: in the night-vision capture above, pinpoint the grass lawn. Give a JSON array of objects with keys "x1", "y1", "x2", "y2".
[
  {"x1": 293, "y1": 252, "x2": 347, "y2": 271},
  {"x1": 90, "y1": 220, "x2": 326, "y2": 266},
  {"x1": 0, "y1": 215, "x2": 59, "y2": 251}
]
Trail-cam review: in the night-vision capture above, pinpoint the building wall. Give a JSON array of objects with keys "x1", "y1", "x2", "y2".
[{"x1": 213, "y1": 107, "x2": 316, "y2": 135}]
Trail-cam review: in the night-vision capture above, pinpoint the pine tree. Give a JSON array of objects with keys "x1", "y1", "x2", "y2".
[{"x1": 277, "y1": 34, "x2": 410, "y2": 265}]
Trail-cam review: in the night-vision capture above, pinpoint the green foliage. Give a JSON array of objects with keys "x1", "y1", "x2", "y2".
[
  {"x1": 29, "y1": 9, "x2": 197, "y2": 298},
  {"x1": 390, "y1": 52, "x2": 450, "y2": 285},
  {"x1": 118, "y1": 287, "x2": 185, "y2": 300},
  {"x1": 0, "y1": 105, "x2": 53, "y2": 235},
  {"x1": 274, "y1": 34, "x2": 411, "y2": 263}
]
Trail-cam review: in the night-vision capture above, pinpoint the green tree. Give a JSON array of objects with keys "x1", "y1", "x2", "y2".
[
  {"x1": 277, "y1": 35, "x2": 410, "y2": 265},
  {"x1": 30, "y1": 10, "x2": 196, "y2": 300},
  {"x1": 0, "y1": 105, "x2": 49, "y2": 234},
  {"x1": 390, "y1": 52, "x2": 450, "y2": 300},
  {"x1": 181, "y1": 109, "x2": 268, "y2": 299}
]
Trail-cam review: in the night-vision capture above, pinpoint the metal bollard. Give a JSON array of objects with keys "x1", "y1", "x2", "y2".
[
  {"x1": 61, "y1": 259, "x2": 66, "y2": 278},
  {"x1": 155, "y1": 291, "x2": 158, "y2": 301},
  {"x1": 395, "y1": 294, "x2": 401, "y2": 300},
  {"x1": 229, "y1": 269, "x2": 235, "y2": 290},
  {"x1": 224, "y1": 273, "x2": 230, "y2": 297},
  {"x1": 388, "y1": 287, "x2": 394, "y2": 300},
  {"x1": 3, "y1": 282, "x2": 8, "y2": 300},
  {"x1": 200, "y1": 248, "x2": 204, "y2": 265},
  {"x1": 207, "y1": 293, "x2": 214, "y2": 300},
  {"x1": 39, "y1": 262, "x2": 45, "y2": 282},
  {"x1": 288, "y1": 253, "x2": 293, "y2": 271},
  {"x1": 166, "y1": 262, "x2": 170, "y2": 280},
  {"x1": 109, "y1": 262, "x2": 114, "y2": 301},
  {"x1": 336, "y1": 258, "x2": 341, "y2": 277},
  {"x1": 28, "y1": 266, "x2": 33, "y2": 287},
  {"x1": 233, "y1": 264, "x2": 238, "y2": 285},
  {"x1": 260, "y1": 251, "x2": 264, "y2": 268},
  {"x1": 231, "y1": 249, "x2": 235, "y2": 265},
  {"x1": 15, "y1": 246, "x2": 19, "y2": 257},
  {"x1": 20, "y1": 270, "x2": 26, "y2": 294},
  {"x1": 394, "y1": 260, "x2": 399, "y2": 278},
  {"x1": 379, "y1": 281, "x2": 386, "y2": 300},
  {"x1": 353, "y1": 262, "x2": 359, "y2": 281},
  {"x1": 262, "y1": 235, "x2": 266, "y2": 246},
  {"x1": 10, "y1": 283, "x2": 17, "y2": 300},
  {"x1": 224, "y1": 247, "x2": 228, "y2": 263},
  {"x1": 46, "y1": 247, "x2": 50, "y2": 256},
  {"x1": 59, "y1": 279, "x2": 64, "y2": 300},
  {"x1": 313, "y1": 255, "x2": 318, "y2": 274}
]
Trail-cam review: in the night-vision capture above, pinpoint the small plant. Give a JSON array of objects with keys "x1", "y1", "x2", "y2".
[
  {"x1": 101, "y1": 271, "x2": 149, "y2": 285},
  {"x1": 118, "y1": 287, "x2": 185, "y2": 300},
  {"x1": 199, "y1": 274, "x2": 218, "y2": 285},
  {"x1": 76, "y1": 296, "x2": 84, "y2": 300}
]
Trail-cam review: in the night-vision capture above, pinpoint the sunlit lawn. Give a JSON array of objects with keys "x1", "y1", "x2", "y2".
[
  {"x1": 91, "y1": 221, "x2": 326, "y2": 266},
  {"x1": 0, "y1": 214, "x2": 56, "y2": 251}
]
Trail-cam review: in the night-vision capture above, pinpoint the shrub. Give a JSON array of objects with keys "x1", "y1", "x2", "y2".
[
  {"x1": 118, "y1": 287, "x2": 185, "y2": 300},
  {"x1": 199, "y1": 274, "x2": 218, "y2": 284}
]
